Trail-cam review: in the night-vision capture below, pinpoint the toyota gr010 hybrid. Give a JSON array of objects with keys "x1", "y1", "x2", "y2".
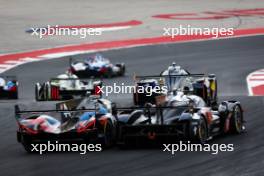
[
  {"x1": 69, "y1": 54, "x2": 125, "y2": 78},
  {"x1": 35, "y1": 72, "x2": 102, "y2": 101},
  {"x1": 15, "y1": 96, "x2": 118, "y2": 152},
  {"x1": 133, "y1": 62, "x2": 217, "y2": 106},
  {"x1": 133, "y1": 73, "x2": 217, "y2": 107},
  {"x1": 0, "y1": 76, "x2": 18, "y2": 99},
  {"x1": 116, "y1": 91, "x2": 245, "y2": 146}
]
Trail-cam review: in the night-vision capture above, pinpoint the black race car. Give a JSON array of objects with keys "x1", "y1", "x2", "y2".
[
  {"x1": 133, "y1": 74, "x2": 217, "y2": 107},
  {"x1": 0, "y1": 76, "x2": 18, "y2": 99},
  {"x1": 115, "y1": 91, "x2": 245, "y2": 146}
]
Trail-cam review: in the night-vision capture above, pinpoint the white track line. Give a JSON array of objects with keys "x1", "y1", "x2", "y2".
[{"x1": 247, "y1": 69, "x2": 264, "y2": 96}]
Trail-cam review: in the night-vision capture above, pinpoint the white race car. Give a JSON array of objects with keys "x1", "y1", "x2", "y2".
[
  {"x1": 35, "y1": 72, "x2": 102, "y2": 101},
  {"x1": 70, "y1": 54, "x2": 125, "y2": 78}
]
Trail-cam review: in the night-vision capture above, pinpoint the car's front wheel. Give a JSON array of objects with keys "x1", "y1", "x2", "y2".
[
  {"x1": 230, "y1": 105, "x2": 244, "y2": 134},
  {"x1": 191, "y1": 117, "x2": 208, "y2": 144}
]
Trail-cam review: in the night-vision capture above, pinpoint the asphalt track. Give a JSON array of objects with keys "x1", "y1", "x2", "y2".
[{"x1": 0, "y1": 36, "x2": 264, "y2": 176}]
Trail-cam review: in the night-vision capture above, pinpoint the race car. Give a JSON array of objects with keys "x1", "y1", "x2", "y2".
[
  {"x1": 116, "y1": 91, "x2": 245, "y2": 146},
  {"x1": 160, "y1": 62, "x2": 189, "y2": 76},
  {"x1": 133, "y1": 73, "x2": 217, "y2": 107},
  {"x1": 0, "y1": 76, "x2": 18, "y2": 99},
  {"x1": 160, "y1": 62, "x2": 189, "y2": 91},
  {"x1": 35, "y1": 72, "x2": 102, "y2": 101},
  {"x1": 15, "y1": 96, "x2": 118, "y2": 152},
  {"x1": 70, "y1": 54, "x2": 126, "y2": 78}
]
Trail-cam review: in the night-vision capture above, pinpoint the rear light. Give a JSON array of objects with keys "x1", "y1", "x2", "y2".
[
  {"x1": 51, "y1": 86, "x2": 59, "y2": 100},
  {"x1": 19, "y1": 124, "x2": 38, "y2": 135},
  {"x1": 9, "y1": 86, "x2": 17, "y2": 92},
  {"x1": 99, "y1": 67, "x2": 107, "y2": 73}
]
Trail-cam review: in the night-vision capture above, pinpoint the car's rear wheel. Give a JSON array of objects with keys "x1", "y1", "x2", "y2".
[
  {"x1": 119, "y1": 64, "x2": 126, "y2": 76},
  {"x1": 133, "y1": 92, "x2": 138, "y2": 105},
  {"x1": 121, "y1": 65, "x2": 125, "y2": 76},
  {"x1": 192, "y1": 117, "x2": 208, "y2": 144},
  {"x1": 101, "y1": 119, "x2": 115, "y2": 148},
  {"x1": 230, "y1": 105, "x2": 244, "y2": 134},
  {"x1": 35, "y1": 84, "x2": 41, "y2": 101},
  {"x1": 21, "y1": 135, "x2": 32, "y2": 153},
  {"x1": 44, "y1": 83, "x2": 51, "y2": 100}
]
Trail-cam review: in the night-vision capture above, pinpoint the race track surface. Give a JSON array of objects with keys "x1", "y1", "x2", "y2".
[{"x1": 0, "y1": 36, "x2": 264, "y2": 176}]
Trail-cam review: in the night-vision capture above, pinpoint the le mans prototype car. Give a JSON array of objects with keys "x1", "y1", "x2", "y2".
[
  {"x1": 35, "y1": 73, "x2": 102, "y2": 101},
  {"x1": 70, "y1": 54, "x2": 126, "y2": 78},
  {"x1": 133, "y1": 73, "x2": 217, "y2": 107},
  {"x1": 116, "y1": 91, "x2": 245, "y2": 146},
  {"x1": 0, "y1": 76, "x2": 18, "y2": 99},
  {"x1": 15, "y1": 96, "x2": 118, "y2": 152},
  {"x1": 133, "y1": 63, "x2": 217, "y2": 106}
]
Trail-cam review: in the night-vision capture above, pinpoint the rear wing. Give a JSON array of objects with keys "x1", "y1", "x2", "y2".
[
  {"x1": 134, "y1": 74, "x2": 205, "y2": 80},
  {"x1": 15, "y1": 107, "x2": 99, "y2": 114},
  {"x1": 48, "y1": 77, "x2": 102, "y2": 90},
  {"x1": 49, "y1": 77, "x2": 101, "y2": 82},
  {"x1": 114, "y1": 105, "x2": 191, "y2": 124},
  {"x1": 114, "y1": 105, "x2": 189, "y2": 111},
  {"x1": 133, "y1": 74, "x2": 206, "y2": 92},
  {"x1": 14, "y1": 103, "x2": 100, "y2": 121}
]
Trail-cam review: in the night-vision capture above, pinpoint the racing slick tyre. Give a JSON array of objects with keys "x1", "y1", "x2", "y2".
[
  {"x1": 116, "y1": 63, "x2": 125, "y2": 76},
  {"x1": 120, "y1": 65, "x2": 125, "y2": 76},
  {"x1": 20, "y1": 135, "x2": 32, "y2": 153},
  {"x1": 230, "y1": 105, "x2": 244, "y2": 134},
  {"x1": 35, "y1": 83, "x2": 41, "y2": 101},
  {"x1": 192, "y1": 117, "x2": 208, "y2": 144},
  {"x1": 133, "y1": 92, "x2": 138, "y2": 106},
  {"x1": 44, "y1": 83, "x2": 51, "y2": 101},
  {"x1": 100, "y1": 119, "x2": 115, "y2": 148}
]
